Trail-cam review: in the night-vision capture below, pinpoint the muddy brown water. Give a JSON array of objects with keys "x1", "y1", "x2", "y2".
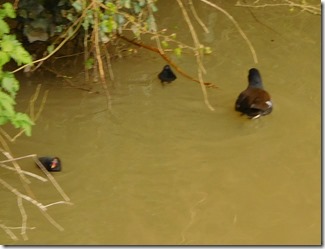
[{"x1": 0, "y1": 1, "x2": 320, "y2": 245}]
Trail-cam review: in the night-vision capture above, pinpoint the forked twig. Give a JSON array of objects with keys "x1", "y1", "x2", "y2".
[
  {"x1": 0, "y1": 224, "x2": 19, "y2": 241},
  {"x1": 0, "y1": 163, "x2": 48, "y2": 182},
  {"x1": 236, "y1": 0, "x2": 321, "y2": 15},
  {"x1": 199, "y1": 0, "x2": 258, "y2": 63},
  {"x1": 176, "y1": 0, "x2": 214, "y2": 111},
  {"x1": 17, "y1": 196, "x2": 28, "y2": 240},
  {"x1": 188, "y1": 0, "x2": 210, "y2": 33}
]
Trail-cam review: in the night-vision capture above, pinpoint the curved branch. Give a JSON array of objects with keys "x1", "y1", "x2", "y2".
[
  {"x1": 117, "y1": 34, "x2": 218, "y2": 89},
  {"x1": 199, "y1": 0, "x2": 258, "y2": 64}
]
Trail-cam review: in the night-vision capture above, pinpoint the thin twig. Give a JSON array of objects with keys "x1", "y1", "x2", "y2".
[
  {"x1": 17, "y1": 196, "x2": 28, "y2": 240},
  {"x1": 102, "y1": 43, "x2": 115, "y2": 82},
  {"x1": 0, "y1": 163, "x2": 48, "y2": 182},
  {"x1": 34, "y1": 157, "x2": 71, "y2": 202},
  {"x1": 118, "y1": 34, "x2": 218, "y2": 89},
  {"x1": 236, "y1": 0, "x2": 320, "y2": 15},
  {"x1": 0, "y1": 224, "x2": 19, "y2": 241},
  {"x1": 28, "y1": 84, "x2": 49, "y2": 123},
  {"x1": 0, "y1": 177, "x2": 47, "y2": 210},
  {"x1": 199, "y1": 0, "x2": 258, "y2": 64},
  {"x1": 0, "y1": 177, "x2": 68, "y2": 232},
  {"x1": 84, "y1": 29, "x2": 90, "y2": 82},
  {"x1": 0, "y1": 153, "x2": 38, "y2": 164},
  {"x1": 39, "y1": 209, "x2": 64, "y2": 231},
  {"x1": 188, "y1": 0, "x2": 210, "y2": 33},
  {"x1": 175, "y1": 0, "x2": 214, "y2": 111},
  {"x1": 0, "y1": 149, "x2": 31, "y2": 185},
  {"x1": 44, "y1": 201, "x2": 73, "y2": 208},
  {"x1": 93, "y1": 1, "x2": 112, "y2": 110}
]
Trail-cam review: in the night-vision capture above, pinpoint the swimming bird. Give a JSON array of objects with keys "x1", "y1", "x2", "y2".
[
  {"x1": 37, "y1": 156, "x2": 61, "y2": 171},
  {"x1": 235, "y1": 68, "x2": 273, "y2": 119},
  {"x1": 158, "y1": 65, "x2": 177, "y2": 83}
]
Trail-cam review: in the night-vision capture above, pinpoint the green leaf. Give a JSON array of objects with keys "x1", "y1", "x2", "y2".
[
  {"x1": 150, "y1": 3, "x2": 158, "y2": 12},
  {"x1": 174, "y1": 47, "x2": 182, "y2": 57},
  {"x1": 124, "y1": 0, "x2": 131, "y2": 8},
  {"x1": 1, "y1": 38, "x2": 14, "y2": 52},
  {"x1": 0, "y1": 115, "x2": 8, "y2": 125},
  {"x1": 47, "y1": 44, "x2": 55, "y2": 53},
  {"x1": 1, "y1": 72, "x2": 19, "y2": 97},
  {"x1": 0, "y1": 51, "x2": 10, "y2": 67},
  {"x1": 85, "y1": 58, "x2": 94, "y2": 70},
  {"x1": 116, "y1": 14, "x2": 125, "y2": 25},
  {"x1": 72, "y1": 1, "x2": 83, "y2": 12},
  {"x1": 101, "y1": 19, "x2": 117, "y2": 33},
  {"x1": 3, "y1": 3, "x2": 16, "y2": 18},
  {"x1": 147, "y1": 15, "x2": 157, "y2": 32},
  {"x1": 203, "y1": 46, "x2": 212, "y2": 55},
  {"x1": 11, "y1": 45, "x2": 32, "y2": 65},
  {"x1": 133, "y1": 3, "x2": 141, "y2": 13},
  {"x1": 0, "y1": 91, "x2": 15, "y2": 116},
  {"x1": 0, "y1": 19, "x2": 9, "y2": 36},
  {"x1": 106, "y1": 2, "x2": 116, "y2": 14},
  {"x1": 161, "y1": 40, "x2": 169, "y2": 48},
  {"x1": 138, "y1": 0, "x2": 146, "y2": 7},
  {"x1": 11, "y1": 112, "x2": 34, "y2": 136}
]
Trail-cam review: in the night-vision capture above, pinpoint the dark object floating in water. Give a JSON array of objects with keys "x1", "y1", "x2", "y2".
[
  {"x1": 235, "y1": 68, "x2": 273, "y2": 119},
  {"x1": 37, "y1": 157, "x2": 61, "y2": 172},
  {"x1": 158, "y1": 65, "x2": 177, "y2": 83}
]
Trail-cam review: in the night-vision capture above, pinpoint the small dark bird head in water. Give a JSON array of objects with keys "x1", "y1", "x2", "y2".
[
  {"x1": 37, "y1": 156, "x2": 62, "y2": 172},
  {"x1": 158, "y1": 65, "x2": 177, "y2": 83}
]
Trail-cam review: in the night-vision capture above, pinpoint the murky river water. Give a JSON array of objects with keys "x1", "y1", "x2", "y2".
[{"x1": 1, "y1": 0, "x2": 320, "y2": 245}]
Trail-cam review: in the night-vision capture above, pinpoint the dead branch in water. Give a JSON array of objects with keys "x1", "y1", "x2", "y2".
[
  {"x1": 0, "y1": 151, "x2": 73, "y2": 241},
  {"x1": 0, "y1": 86, "x2": 72, "y2": 241},
  {"x1": 235, "y1": 0, "x2": 321, "y2": 15}
]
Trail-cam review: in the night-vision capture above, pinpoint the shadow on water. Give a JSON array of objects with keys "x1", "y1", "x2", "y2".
[{"x1": 1, "y1": 0, "x2": 320, "y2": 245}]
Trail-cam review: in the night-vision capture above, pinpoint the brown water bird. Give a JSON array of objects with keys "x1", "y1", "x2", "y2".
[{"x1": 235, "y1": 68, "x2": 273, "y2": 119}]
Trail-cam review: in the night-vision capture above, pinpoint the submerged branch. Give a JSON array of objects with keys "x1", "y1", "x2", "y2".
[
  {"x1": 34, "y1": 157, "x2": 71, "y2": 202},
  {"x1": 17, "y1": 196, "x2": 28, "y2": 240},
  {"x1": 0, "y1": 163, "x2": 48, "y2": 182},
  {"x1": 0, "y1": 151, "x2": 72, "y2": 240},
  {"x1": 235, "y1": 0, "x2": 321, "y2": 15},
  {"x1": 0, "y1": 224, "x2": 19, "y2": 241}
]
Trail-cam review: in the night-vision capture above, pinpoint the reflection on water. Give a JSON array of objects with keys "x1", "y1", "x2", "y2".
[{"x1": 1, "y1": 1, "x2": 320, "y2": 245}]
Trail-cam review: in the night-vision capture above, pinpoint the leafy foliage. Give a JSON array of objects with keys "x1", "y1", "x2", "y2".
[
  {"x1": 69, "y1": 0, "x2": 159, "y2": 39},
  {"x1": 0, "y1": 2, "x2": 34, "y2": 136}
]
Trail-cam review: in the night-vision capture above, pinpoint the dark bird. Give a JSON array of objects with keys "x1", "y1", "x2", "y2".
[
  {"x1": 235, "y1": 68, "x2": 273, "y2": 119},
  {"x1": 158, "y1": 65, "x2": 177, "y2": 83},
  {"x1": 37, "y1": 157, "x2": 61, "y2": 171}
]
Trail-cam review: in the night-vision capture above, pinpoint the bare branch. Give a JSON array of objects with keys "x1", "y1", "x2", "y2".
[
  {"x1": 199, "y1": 0, "x2": 258, "y2": 64},
  {"x1": 17, "y1": 196, "x2": 28, "y2": 240},
  {"x1": 236, "y1": 0, "x2": 320, "y2": 15},
  {"x1": 0, "y1": 223, "x2": 19, "y2": 241},
  {"x1": 0, "y1": 163, "x2": 48, "y2": 182},
  {"x1": 175, "y1": 0, "x2": 215, "y2": 111},
  {"x1": 188, "y1": 0, "x2": 210, "y2": 34},
  {"x1": 34, "y1": 157, "x2": 71, "y2": 202}
]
